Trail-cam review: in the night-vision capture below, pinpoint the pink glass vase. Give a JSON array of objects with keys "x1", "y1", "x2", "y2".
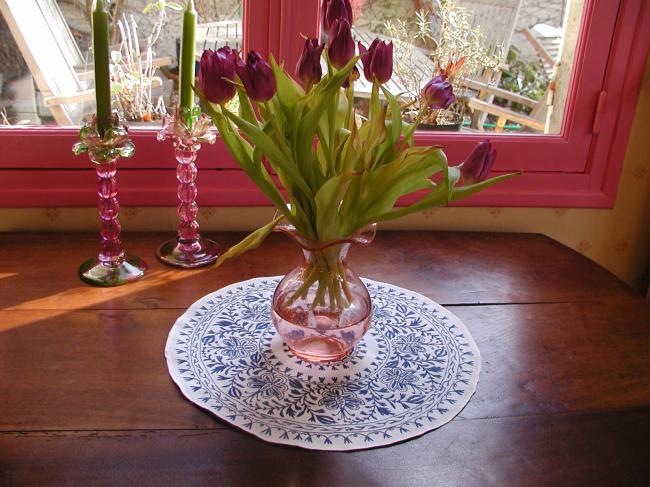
[
  {"x1": 157, "y1": 108, "x2": 219, "y2": 268},
  {"x1": 73, "y1": 115, "x2": 147, "y2": 286},
  {"x1": 271, "y1": 221, "x2": 377, "y2": 363}
]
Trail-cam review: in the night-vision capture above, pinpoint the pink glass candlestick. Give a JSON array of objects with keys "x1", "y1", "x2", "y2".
[
  {"x1": 73, "y1": 115, "x2": 147, "y2": 286},
  {"x1": 156, "y1": 107, "x2": 219, "y2": 268}
]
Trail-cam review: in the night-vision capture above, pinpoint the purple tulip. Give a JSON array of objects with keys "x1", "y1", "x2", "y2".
[
  {"x1": 236, "y1": 51, "x2": 277, "y2": 102},
  {"x1": 322, "y1": 0, "x2": 353, "y2": 31},
  {"x1": 197, "y1": 47, "x2": 238, "y2": 104},
  {"x1": 460, "y1": 140, "x2": 497, "y2": 184},
  {"x1": 296, "y1": 37, "x2": 325, "y2": 89},
  {"x1": 327, "y1": 18, "x2": 355, "y2": 69},
  {"x1": 359, "y1": 39, "x2": 393, "y2": 84},
  {"x1": 422, "y1": 75, "x2": 455, "y2": 110}
]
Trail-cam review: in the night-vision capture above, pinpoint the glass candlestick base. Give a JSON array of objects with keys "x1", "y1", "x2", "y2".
[
  {"x1": 156, "y1": 238, "x2": 219, "y2": 268},
  {"x1": 79, "y1": 255, "x2": 147, "y2": 286}
]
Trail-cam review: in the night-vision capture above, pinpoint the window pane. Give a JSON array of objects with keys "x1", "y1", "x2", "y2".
[
  {"x1": 326, "y1": 0, "x2": 582, "y2": 134},
  {"x1": 0, "y1": 0, "x2": 243, "y2": 127}
]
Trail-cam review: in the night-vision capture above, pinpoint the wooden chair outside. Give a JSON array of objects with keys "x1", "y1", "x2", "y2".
[
  {"x1": 465, "y1": 78, "x2": 547, "y2": 132},
  {"x1": 464, "y1": 22, "x2": 564, "y2": 133},
  {"x1": 521, "y1": 23, "x2": 563, "y2": 78},
  {"x1": 454, "y1": 0, "x2": 523, "y2": 130}
]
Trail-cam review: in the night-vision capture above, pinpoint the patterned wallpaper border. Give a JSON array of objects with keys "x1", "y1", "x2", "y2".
[{"x1": 1, "y1": 203, "x2": 648, "y2": 291}]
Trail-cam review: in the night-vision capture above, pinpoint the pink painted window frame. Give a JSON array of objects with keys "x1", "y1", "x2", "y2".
[{"x1": 0, "y1": 0, "x2": 648, "y2": 209}]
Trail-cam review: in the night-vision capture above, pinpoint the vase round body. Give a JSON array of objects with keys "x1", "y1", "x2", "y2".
[{"x1": 271, "y1": 223, "x2": 376, "y2": 363}]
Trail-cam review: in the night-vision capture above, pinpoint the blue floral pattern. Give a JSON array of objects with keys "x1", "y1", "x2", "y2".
[
  {"x1": 393, "y1": 333, "x2": 427, "y2": 355},
  {"x1": 319, "y1": 387, "x2": 364, "y2": 419},
  {"x1": 247, "y1": 371, "x2": 288, "y2": 399},
  {"x1": 220, "y1": 337, "x2": 257, "y2": 359},
  {"x1": 166, "y1": 277, "x2": 481, "y2": 451},
  {"x1": 379, "y1": 367, "x2": 420, "y2": 391}
]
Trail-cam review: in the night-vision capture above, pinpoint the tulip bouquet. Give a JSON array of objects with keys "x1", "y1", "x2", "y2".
[{"x1": 195, "y1": 0, "x2": 518, "y2": 307}]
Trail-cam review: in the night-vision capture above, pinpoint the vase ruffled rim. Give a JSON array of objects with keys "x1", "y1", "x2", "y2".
[{"x1": 273, "y1": 218, "x2": 377, "y2": 252}]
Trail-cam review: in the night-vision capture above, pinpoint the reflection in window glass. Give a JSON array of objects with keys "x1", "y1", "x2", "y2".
[
  {"x1": 327, "y1": 0, "x2": 579, "y2": 134},
  {"x1": 0, "y1": 0, "x2": 242, "y2": 127}
]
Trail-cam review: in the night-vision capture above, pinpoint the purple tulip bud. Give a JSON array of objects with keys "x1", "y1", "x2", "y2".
[
  {"x1": 359, "y1": 39, "x2": 393, "y2": 84},
  {"x1": 236, "y1": 51, "x2": 277, "y2": 102},
  {"x1": 322, "y1": 0, "x2": 353, "y2": 31},
  {"x1": 327, "y1": 18, "x2": 355, "y2": 69},
  {"x1": 197, "y1": 47, "x2": 238, "y2": 104},
  {"x1": 422, "y1": 75, "x2": 455, "y2": 110},
  {"x1": 296, "y1": 37, "x2": 325, "y2": 89},
  {"x1": 460, "y1": 140, "x2": 497, "y2": 184}
]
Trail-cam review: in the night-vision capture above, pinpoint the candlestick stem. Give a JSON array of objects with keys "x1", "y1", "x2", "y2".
[
  {"x1": 157, "y1": 139, "x2": 219, "y2": 267},
  {"x1": 74, "y1": 114, "x2": 146, "y2": 286},
  {"x1": 79, "y1": 154, "x2": 147, "y2": 286}
]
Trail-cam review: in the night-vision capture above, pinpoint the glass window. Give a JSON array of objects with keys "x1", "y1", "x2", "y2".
[
  {"x1": 0, "y1": 0, "x2": 243, "y2": 127},
  {"x1": 0, "y1": 0, "x2": 646, "y2": 210},
  {"x1": 323, "y1": 0, "x2": 581, "y2": 134}
]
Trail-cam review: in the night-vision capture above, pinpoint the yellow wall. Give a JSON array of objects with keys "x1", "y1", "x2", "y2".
[{"x1": 2, "y1": 61, "x2": 649, "y2": 290}]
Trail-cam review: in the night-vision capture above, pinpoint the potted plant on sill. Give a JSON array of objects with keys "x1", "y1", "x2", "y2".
[
  {"x1": 386, "y1": 6, "x2": 503, "y2": 131},
  {"x1": 109, "y1": 1, "x2": 181, "y2": 124},
  {"x1": 195, "y1": 0, "x2": 519, "y2": 363}
]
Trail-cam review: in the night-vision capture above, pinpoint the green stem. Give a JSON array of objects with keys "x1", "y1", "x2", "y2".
[
  {"x1": 286, "y1": 264, "x2": 318, "y2": 306},
  {"x1": 263, "y1": 101, "x2": 292, "y2": 160},
  {"x1": 370, "y1": 83, "x2": 380, "y2": 121},
  {"x1": 339, "y1": 261, "x2": 353, "y2": 303},
  {"x1": 328, "y1": 89, "x2": 341, "y2": 178},
  {"x1": 327, "y1": 273, "x2": 337, "y2": 310},
  {"x1": 286, "y1": 244, "x2": 350, "y2": 313}
]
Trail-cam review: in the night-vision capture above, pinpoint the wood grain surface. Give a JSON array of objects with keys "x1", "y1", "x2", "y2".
[{"x1": 0, "y1": 231, "x2": 648, "y2": 486}]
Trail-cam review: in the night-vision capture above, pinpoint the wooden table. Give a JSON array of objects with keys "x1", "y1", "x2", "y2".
[{"x1": 1, "y1": 232, "x2": 649, "y2": 486}]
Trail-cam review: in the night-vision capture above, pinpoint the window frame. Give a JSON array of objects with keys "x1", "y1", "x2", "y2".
[{"x1": 0, "y1": 0, "x2": 648, "y2": 209}]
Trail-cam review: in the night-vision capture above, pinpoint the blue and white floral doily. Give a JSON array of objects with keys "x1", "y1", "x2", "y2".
[{"x1": 165, "y1": 277, "x2": 480, "y2": 451}]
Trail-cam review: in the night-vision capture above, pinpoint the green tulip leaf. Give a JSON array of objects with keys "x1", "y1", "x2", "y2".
[
  {"x1": 270, "y1": 55, "x2": 304, "y2": 108},
  {"x1": 237, "y1": 86, "x2": 257, "y2": 125},
  {"x1": 380, "y1": 85, "x2": 403, "y2": 155},
  {"x1": 315, "y1": 171, "x2": 356, "y2": 241},
  {"x1": 450, "y1": 171, "x2": 521, "y2": 201},
  {"x1": 214, "y1": 215, "x2": 284, "y2": 267}
]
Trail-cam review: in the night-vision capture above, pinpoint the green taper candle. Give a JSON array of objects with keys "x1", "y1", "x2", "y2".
[
  {"x1": 179, "y1": 0, "x2": 197, "y2": 125},
  {"x1": 93, "y1": 0, "x2": 111, "y2": 136},
  {"x1": 93, "y1": 0, "x2": 111, "y2": 137}
]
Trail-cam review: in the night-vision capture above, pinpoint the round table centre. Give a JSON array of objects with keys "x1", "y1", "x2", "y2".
[{"x1": 165, "y1": 277, "x2": 481, "y2": 450}]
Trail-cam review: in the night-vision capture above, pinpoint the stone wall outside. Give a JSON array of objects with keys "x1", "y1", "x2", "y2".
[
  {"x1": 58, "y1": 0, "x2": 240, "y2": 64},
  {"x1": 356, "y1": 0, "x2": 568, "y2": 60},
  {"x1": 51, "y1": 0, "x2": 569, "y2": 65},
  {"x1": 516, "y1": 0, "x2": 566, "y2": 32}
]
